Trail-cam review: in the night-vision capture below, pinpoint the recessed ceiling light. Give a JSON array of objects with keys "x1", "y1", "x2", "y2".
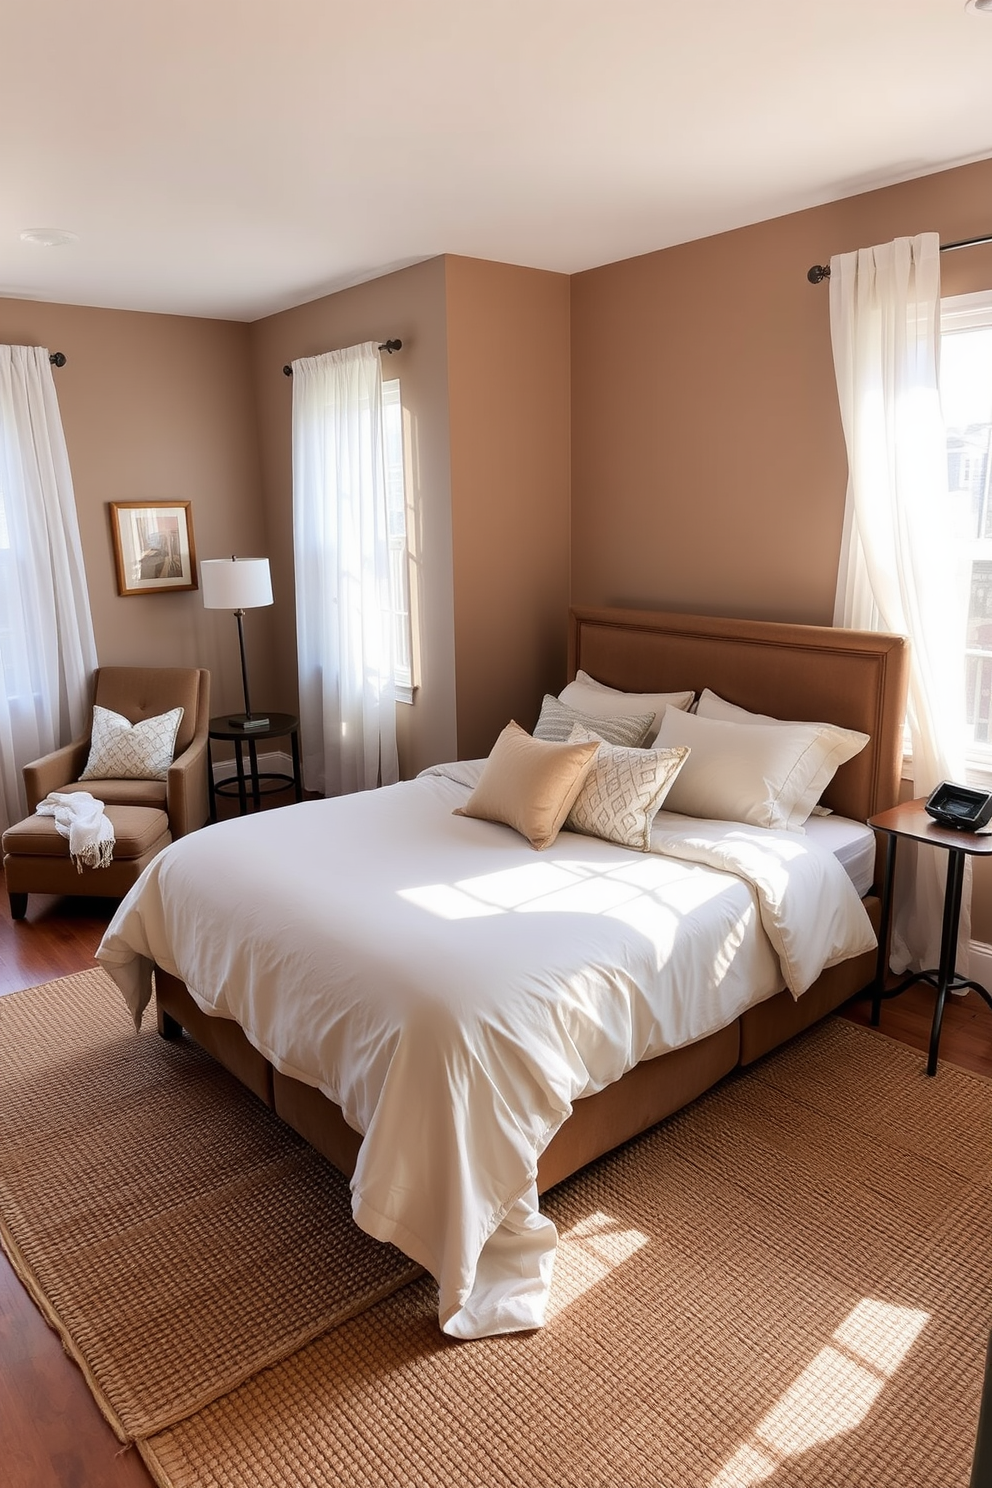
[
  {"x1": 966, "y1": 0, "x2": 992, "y2": 13},
  {"x1": 19, "y1": 228, "x2": 78, "y2": 248}
]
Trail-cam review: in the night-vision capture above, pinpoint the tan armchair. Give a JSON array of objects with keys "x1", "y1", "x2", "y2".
[{"x1": 3, "y1": 666, "x2": 210, "y2": 919}]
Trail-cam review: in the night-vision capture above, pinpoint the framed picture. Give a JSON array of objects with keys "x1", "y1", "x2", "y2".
[{"x1": 109, "y1": 502, "x2": 198, "y2": 597}]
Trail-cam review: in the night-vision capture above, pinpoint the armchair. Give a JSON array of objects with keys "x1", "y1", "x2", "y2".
[{"x1": 3, "y1": 666, "x2": 210, "y2": 918}]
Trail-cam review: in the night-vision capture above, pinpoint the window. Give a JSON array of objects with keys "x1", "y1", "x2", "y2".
[
  {"x1": 941, "y1": 289, "x2": 992, "y2": 769},
  {"x1": 381, "y1": 378, "x2": 415, "y2": 701}
]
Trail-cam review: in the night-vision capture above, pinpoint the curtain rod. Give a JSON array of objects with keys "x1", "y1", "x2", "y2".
[
  {"x1": 49, "y1": 352, "x2": 66, "y2": 366},
  {"x1": 807, "y1": 234, "x2": 992, "y2": 284},
  {"x1": 282, "y1": 339, "x2": 402, "y2": 375}
]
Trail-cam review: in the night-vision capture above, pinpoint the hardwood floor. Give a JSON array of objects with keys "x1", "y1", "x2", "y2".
[{"x1": 2, "y1": 804, "x2": 992, "y2": 1486}]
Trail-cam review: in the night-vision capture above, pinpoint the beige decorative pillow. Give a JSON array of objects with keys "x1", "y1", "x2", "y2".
[
  {"x1": 533, "y1": 694, "x2": 655, "y2": 748},
  {"x1": 565, "y1": 725, "x2": 690, "y2": 851},
  {"x1": 80, "y1": 704, "x2": 185, "y2": 782},
  {"x1": 558, "y1": 671, "x2": 695, "y2": 744},
  {"x1": 454, "y1": 721, "x2": 600, "y2": 850}
]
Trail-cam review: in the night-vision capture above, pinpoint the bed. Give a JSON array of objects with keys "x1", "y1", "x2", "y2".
[{"x1": 96, "y1": 606, "x2": 909, "y2": 1339}]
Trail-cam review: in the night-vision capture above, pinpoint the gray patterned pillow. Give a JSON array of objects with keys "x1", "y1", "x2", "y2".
[
  {"x1": 565, "y1": 724, "x2": 690, "y2": 851},
  {"x1": 80, "y1": 704, "x2": 184, "y2": 782},
  {"x1": 533, "y1": 694, "x2": 654, "y2": 748}
]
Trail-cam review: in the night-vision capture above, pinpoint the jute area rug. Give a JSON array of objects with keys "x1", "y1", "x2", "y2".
[
  {"x1": 2, "y1": 970, "x2": 991, "y2": 1487},
  {"x1": 0, "y1": 967, "x2": 421, "y2": 1440}
]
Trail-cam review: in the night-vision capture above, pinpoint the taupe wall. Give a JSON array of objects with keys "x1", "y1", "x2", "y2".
[
  {"x1": 247, "y1": 256, "x2": 457, "y2": 779},
  {"x1": 0, "y1": 298, "x2": 268, "y2": 719},
  {"x1": 569, "y1": 154, "x2": 992, "y2": 936},
  {"x1": 445, "y1": 256, "x2": 571, "y2": 759},
  {"x1": 571, "y1": 155, "x2": 992, "y2": 623}
]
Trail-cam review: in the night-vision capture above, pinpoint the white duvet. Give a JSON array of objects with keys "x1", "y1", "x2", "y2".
[{"x1": 96, "y1": 760, "x2": 875, "y2": 1338}]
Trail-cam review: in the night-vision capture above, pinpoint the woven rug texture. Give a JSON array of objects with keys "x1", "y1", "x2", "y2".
[
  {"x1": 141, "y1": 1017, "x2": 992, "y2": 1488},
  {"x1": 0, "y1": 967, "x2": 420, "y2": 1439},
  {"x1": 2, "y1": 968, "x2": 991, "y2": 1487}
]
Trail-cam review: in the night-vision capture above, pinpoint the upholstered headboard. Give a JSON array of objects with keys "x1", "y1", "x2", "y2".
[{"x1": 568, "y1": 607, "x2": 909, "y2": 832}]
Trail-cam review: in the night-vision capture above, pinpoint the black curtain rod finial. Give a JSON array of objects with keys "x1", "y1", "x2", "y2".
[
  {"x1": 807, "y1": 264, "x2": 831, "y2": 284},
  {"x1": 49, "y1": 351, "x2": 66, "y2": 367},
  {"x1": 282, "y1": 338, "x2": 402, "y2": 375}
]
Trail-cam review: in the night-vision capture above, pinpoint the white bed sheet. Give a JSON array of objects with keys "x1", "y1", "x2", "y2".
[
  {"x1": 803, "y1": 813, "x2": 877, "y2": 897},
  {"x1": 97, "y1": 762, "x2": 875, "y2": 1339}
]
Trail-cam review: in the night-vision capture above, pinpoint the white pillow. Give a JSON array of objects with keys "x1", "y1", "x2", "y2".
[
  {"x1": 533, "y1": 693, "x2": 655, "y2": 748},
  {"x1": 654, "y1": 707, "x2": 868, "y2": 832},
  {"x1": 565, "y1": 724, "x2": 690, "y2": 851},
  {"x1": 80, "y1": 704, "x2": 185, "y2": 782},
  {"x1": 694, "y1": 689, "x2": 869, "y2": 818},
  {"x1": 558, "y1": 670, "x2": 694, "y2": 745}
]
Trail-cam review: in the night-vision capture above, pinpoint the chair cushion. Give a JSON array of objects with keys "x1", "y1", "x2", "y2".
[
  {"x1": 57, "y1": 778, "x2": 168, "y2": 808},
  {"x1": 3, "y1": 805, "x2": 170, "y2": 859}
]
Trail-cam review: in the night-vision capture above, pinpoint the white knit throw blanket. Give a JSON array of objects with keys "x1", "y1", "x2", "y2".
[{"x1": 36, "y1": 791, "x2": 115, "y2": 871}]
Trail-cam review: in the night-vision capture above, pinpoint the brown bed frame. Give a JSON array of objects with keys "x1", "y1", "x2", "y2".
[{"x1": 155, "y1": 606, "x2": 910, "y2": 1196}]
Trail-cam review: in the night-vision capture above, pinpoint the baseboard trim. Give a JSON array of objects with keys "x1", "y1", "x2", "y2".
[
  {"x1": 969, "y1": 941, "x2": 992, "y2": 987},
  {"x1": 211, "y1": 747, "x2": 293, "y2": 786}
]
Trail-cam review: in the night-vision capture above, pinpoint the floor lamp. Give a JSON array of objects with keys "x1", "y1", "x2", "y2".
[{"x1": 201, "y1": 556, "x2": 273, "y2": 729}]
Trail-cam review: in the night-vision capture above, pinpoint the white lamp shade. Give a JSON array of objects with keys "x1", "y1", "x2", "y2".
[{"x1": 201, "y1": 557, "x2": 273, "y2": 610}]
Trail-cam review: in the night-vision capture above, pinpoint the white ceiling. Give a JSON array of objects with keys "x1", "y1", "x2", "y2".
[{"x1": 3, "y1": 0, "x2": 992, "y2": 322}]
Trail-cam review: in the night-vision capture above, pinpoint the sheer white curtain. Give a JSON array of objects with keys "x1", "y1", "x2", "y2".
[
  {"x1": 291, "y1": 342, "x2": 398, "y2": 797},
  {"x1": 0, "y1": 345, "x2": 97, "y2": 836},
  {"x1": 830, "y1": 233, "x2": 972, "y2": 971}
]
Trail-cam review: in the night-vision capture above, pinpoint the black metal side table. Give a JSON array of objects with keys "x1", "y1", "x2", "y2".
[
  {"x1": 867, "y1": 798, "x2": 992, "y2": 1075},
  {"x1": 208, "y1": 712, "x2": 303, "y2": 818}
]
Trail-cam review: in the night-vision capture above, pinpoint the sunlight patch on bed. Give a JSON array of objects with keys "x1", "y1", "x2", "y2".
[
  {"x1": 546, "y1": 1209, "x2": 649, "y2": 1320},
  {"x1": 398, "y1": 855, "x2": 735, "y2": 924},
  {"x1": 397, "y1": 883, "x2": 504, "y2": 919},
  {"x1": 708, "y1": 1298, "x2": 930, "y2": 1486}
]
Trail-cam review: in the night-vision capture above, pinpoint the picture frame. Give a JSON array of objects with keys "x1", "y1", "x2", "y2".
[{"x1": 109, "y1": 501, "x2": 198, "y2": 597}]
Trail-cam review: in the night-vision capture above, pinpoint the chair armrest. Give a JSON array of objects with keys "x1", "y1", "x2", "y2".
[
  {"x1": 23, "y1": 740, "x2": 91, "y2": 813},
  {"x1": 166, "y1": 732, "x2": 210, "y2": 837}
]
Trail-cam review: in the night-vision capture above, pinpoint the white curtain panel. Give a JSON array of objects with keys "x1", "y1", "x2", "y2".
[
  {"x1": 830, "y1": 233, "x2": 972, "y2": 972},
  {"x1": 0, "y1": 345, "x2": 97, "y2": 835},
  {"x1": 291, "y1": 343, "x2": 398, "y2": 797}
]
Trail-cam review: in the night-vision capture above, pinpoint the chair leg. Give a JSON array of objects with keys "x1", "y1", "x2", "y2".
[{"x1": 8, "y1": 892, "x2": 27, "y2": 920}]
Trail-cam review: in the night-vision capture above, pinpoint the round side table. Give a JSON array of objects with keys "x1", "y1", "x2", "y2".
[
  {"x1": 208, "y1": 712, "x2": 303, "y2": 817},
  {"x1": 867, "y1": 797, "x2": 992, "y2": 1075}
]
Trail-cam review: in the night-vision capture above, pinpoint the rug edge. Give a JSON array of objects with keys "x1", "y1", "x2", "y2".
[
  {"x1": 0, "y1": 1214, "x2": 130, "y2": 1443},
  {"x1": 131, "y1": 1260, "x2": 426, "y2": 1439}
]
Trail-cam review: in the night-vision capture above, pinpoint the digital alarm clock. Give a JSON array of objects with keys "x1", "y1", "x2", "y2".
[{"x1": 924, "y1": 781, "x2": 992, "y2": 831}]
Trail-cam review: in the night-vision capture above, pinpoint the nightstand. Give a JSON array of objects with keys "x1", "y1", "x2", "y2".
[
  {"x1": 208, "y1": 712, "x2": 303, "y2": 818},
  {"x1": 867, "y1": 798, "x2": 992, "y2": 1075}
]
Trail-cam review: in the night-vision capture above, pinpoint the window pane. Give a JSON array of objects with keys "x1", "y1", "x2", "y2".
[
  {"x1": 381, "y1": 379, "x2": 413, "y2": 691},
  {"x1": 942, "y1": 297, "x2": 992, "y2": 758}
]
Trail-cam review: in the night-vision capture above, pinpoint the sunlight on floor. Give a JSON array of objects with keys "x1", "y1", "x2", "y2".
[
  {"x1": 546, "y1": 1209, "x2": 650, "y2": 1320},
  {"x1": 709, "y1": 1298, "x2": 930, "y2": 1486}
]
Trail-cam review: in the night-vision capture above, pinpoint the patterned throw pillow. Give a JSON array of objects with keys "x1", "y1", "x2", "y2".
[
  {"x1": 80, "y1": 705, "x2": 184, "y2": 782},
  {"x1": 533, "y1": 694, "x2": 655, "y2": 748},
  {"x1": 565, "y1": 724, "x2": 690, "y2": 851}
]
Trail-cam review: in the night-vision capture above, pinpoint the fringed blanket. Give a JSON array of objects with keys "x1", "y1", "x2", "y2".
[{"x1": 36, "y1": 791, "x2": 115, "y2": 870}]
